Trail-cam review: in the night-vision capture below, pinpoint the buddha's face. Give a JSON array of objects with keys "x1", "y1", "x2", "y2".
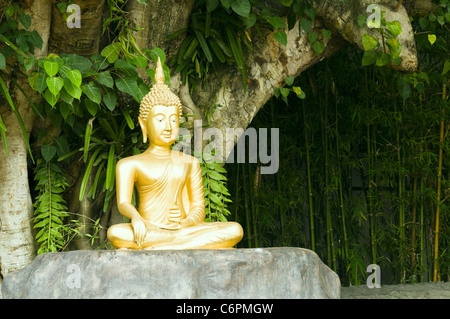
[{"x1": 140, "y1": 104, "x2": 179, "y2": 147}]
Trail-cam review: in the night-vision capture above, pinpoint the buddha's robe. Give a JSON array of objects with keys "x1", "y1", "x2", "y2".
[{"x1": 108, "y1": 151, "x2": 243, "y2": 250}]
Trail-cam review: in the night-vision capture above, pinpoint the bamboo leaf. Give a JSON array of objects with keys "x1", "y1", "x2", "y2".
[
  {"x1": 79, "y1": 148, "x2": 101, "y2": 202},
  {"x1": 83, "y1": 118, "x2": 94, "y2": 163},
  {"x1": 0, "y1": 53, "x2": 6, "y2": 70},
  {"x1": 194, "y1": 30, "x2": 213, "y2": 63},
  {"x1": 105, "y1": 144, "x2": 116, "y2": 190},
  {"x1": 0, "y1": 75, "x2": 34, "y2": 162}
]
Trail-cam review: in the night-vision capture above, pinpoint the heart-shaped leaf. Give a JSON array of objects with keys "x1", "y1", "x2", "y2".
[
  {"x1": 362, "y1": 33, "x2": 379, "y2": 51},
  {"x1": 81, "y1": 81, "x2": 101, "y2": 104},
  {"x1": 428, "y1": 34, "x2": 437, "y2": 45},
  {"x1": 35, "y1": 73, "x2": 47, "y2": 93},
  {"x1": 100, "y1": 42, "x2": 122, "y2": 64},
  {"x1": 386, "y1": 21, "x2": 402, "y2": 37},
  {"x1": 60, "y1": 66, "x2": 82, "y2": 87},
  {"x1": 300, "y1": 18, "x2": 312, "y2": 33},
  {"x1": 274, "y1": 30, "x2": 287, "y2": 46},
  {"x1": 41, "y1": 144, "x2": 57, "y2": 162},
  {"x1": 96, "y1": 71, "x2": 114, "y2": 88},
  {"x1": 103, "y1": 89, "x2": 117, "y2": 111},
  {"x1": 231, "y1": 0, "x2": 250, "y2": 17},
  {"x1": 64, "y1": 78, "x2": 82, "y2": 99},
  {"x1": 386, "y1": 37, "x2": 402, "y2": 59},
  {"x1": 44, "y1": 60, "x2": 59, "y2": 77},
  {"x1": 46, "y1": 76, "x2": 64, "y2": 96},
  {"x1": 115, "y1": 76, "x2": 139, "y2": 101},
  {"x1": 44, "y1": 88, "x2": 59, "y2": 107},
  {"x1": 308, "y1": 30, "x2": 318, "y2": 43}
]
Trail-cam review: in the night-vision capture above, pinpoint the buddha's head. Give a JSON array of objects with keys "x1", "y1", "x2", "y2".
[{"x1": 138, "y1": 57, "x2": 182, "y2": 146}]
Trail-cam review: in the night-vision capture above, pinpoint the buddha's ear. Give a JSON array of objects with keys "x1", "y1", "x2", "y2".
[{"x1": 138, "y1": 117, "x2": 147, "y2": 143}]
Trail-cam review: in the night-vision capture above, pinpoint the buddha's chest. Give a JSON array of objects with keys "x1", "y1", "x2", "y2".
[{"x1": 135, "y1": 159, "x2": 188, "y2": 186}]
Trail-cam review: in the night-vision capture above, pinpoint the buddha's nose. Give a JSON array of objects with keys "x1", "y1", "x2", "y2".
[{"x1": 164, "y1": 119, "x2": 172, "y2": 132}]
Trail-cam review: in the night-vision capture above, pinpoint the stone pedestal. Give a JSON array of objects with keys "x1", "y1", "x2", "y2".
[{"x1": 1, "y1": 247, "x2": 340, "y2": 299}]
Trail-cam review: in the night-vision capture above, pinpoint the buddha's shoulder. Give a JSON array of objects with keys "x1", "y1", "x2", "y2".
[
  {"x1": 116, "y1": 154, "x2": 146, "y2": 169},
  {"x1": 170, "y1": 150, "x2": 201, "y2": 165}
]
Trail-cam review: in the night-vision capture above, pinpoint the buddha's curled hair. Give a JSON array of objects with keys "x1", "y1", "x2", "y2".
[{"x1": 139, "y1": 57, "x2": 183, "y2": 121}]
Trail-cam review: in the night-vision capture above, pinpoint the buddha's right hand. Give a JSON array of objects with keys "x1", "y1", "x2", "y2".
[
  {"x1": 168, "y1": 205, "x2": 182, "y2": 222},
  {"x1": 131, "y1": 216, "x2": 147, "y2": 247}
]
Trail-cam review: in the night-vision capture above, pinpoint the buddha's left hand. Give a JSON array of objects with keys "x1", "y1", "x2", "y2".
[{"x1": 178, "y1": 217, "x2": 195, "y2": 228}]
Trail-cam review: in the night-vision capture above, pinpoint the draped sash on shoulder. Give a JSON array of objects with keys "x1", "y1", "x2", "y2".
[{"x1": 137, "y1": 160, "x2": 187, "y2": 228}]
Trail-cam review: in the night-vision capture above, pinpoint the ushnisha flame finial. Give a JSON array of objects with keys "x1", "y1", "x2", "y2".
[
  {"x1": 154, "y1": 56, "x2": 165, "y2": 85},
  {"x1": 138, "y1": 56, "x2": 182, "y2": 122}
]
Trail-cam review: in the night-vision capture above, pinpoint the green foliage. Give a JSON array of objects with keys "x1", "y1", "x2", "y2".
[
  {"x1": 33, "y1": 159, "x2": 71, "y2": 254},
  {"x1": 171, "y1": 2, "x2": 251, "y2": 90},
  {"x1": 171, "y1": 0, "x2": 329, "y2": 91},
  {"x1": 358, "y1": 11, "x2": 403, "y2": 67},
  {"x1": 273, "y1": 76, "x2": 306, "y2": 103},
  {"x1": 201, "y1": 154, "x2": 232, "y2": 222},
  {"x1": 0, "y1": 3, "x2": 43, "y2": 159}
]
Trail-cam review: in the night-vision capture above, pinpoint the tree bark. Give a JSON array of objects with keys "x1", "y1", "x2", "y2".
[
  {"x1": 44, "y1": 0, "x2": 107, "y2": 250},
  {"x1": 180, "y1": 0, "x2": 418, "y2": 161},
  {"x1": 0, "y1": 0, "x2": 51, "y2": 277},
  {"x1": 312, "y1": 0, "x2": 417, "y2": 73}
]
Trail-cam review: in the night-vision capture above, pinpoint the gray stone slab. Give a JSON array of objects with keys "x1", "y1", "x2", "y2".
[{"x1": 1, "y1": 247, "x2": 340, "y2": 299}]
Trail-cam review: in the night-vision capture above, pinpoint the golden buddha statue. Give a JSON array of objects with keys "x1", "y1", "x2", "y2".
[{"x1": 107, "y1": 58, "x2": 243, "y2": 250}]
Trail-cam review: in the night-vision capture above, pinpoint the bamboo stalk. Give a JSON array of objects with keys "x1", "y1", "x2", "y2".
[
  {"x1": 420, "y1": 176, "x2": 425, "y2": 282},
  {"x1": 234, "y1": 163, "x2": 240, "y2": 223},
  {"x1": 322, "y1": 99, "x2": 332, "y2": 267},
  {"x1": 249, "y1": 163, "x2": 259, "y2": 247},
  {"x1": 271, "y1": 101, "x2": 286, "y2": 246},
  {"x1": 322, "y1": 67, "x2": 336, "y2": 271},
  {"x1": 365, "y1": 69, "x2": 377, "y2": 265},
  {"x1": 433, "y1": 83, "x2": 446, "y2": 282},
  {"x1": 242, "y1": 162, "x2": 252, "y2": 248},
  {"x1": 334, "y1": 83, "x2": 349, "y2": 272},
  {"x1": 303, "y1": 101, "x2": 315, "y2": 251},
  {"x1": 411, "y1": 175, "x2": 418, "y2": 271}
]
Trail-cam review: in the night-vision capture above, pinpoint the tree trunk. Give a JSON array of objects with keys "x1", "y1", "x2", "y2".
[
  {"x1": 44, "y1": 0, "x2": 107, "y2": 250},
  {"x1": 312, "y1": 0, "x2": 417, "y2": 72},
  {"x1": 0, "y1": 0, "x2": 51, "y2": 277}
]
